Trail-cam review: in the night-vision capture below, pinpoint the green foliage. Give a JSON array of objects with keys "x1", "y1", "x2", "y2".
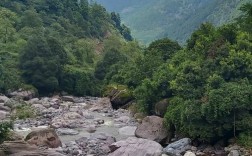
[
  {"x1": 0, "y1": 0, "x2": 129, "y2": 95},
  {"x1": 148, "y1": 38, "x2": 181, "y2": 61},
  {"x1": 61, "y1": 65, "x2": 101, "y2": 96},
  {"x1": 238, "y1": 132, "x2": 252, "y2": 148},
  {"x1": 20, "y1": 36, "x2": 64, "y2": 93},
  {"x1": 105, "y1": 3, "x2": 252, "y2": 143},
  {"x1": 0, "y1": 121, "x2": 13, "y2": 143},
  {"x1": 13, "y1": 104, "x2": 36, "y2": 119}
]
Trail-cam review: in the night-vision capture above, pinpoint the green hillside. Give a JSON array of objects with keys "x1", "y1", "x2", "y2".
[
  {"x1": 0, "y1": 0, "x2": 136, "y2": 95},
  {"x1": 96, "y1": 0, "x2": 252, "y2": 44}
]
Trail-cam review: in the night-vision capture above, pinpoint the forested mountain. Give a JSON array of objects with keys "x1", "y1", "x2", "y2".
[
  {"x1": 0, "y1": 0, "x2": 136, "y2": 95},
  {"x1": 96, "y1": 0, "x2": 252, "y2": 44}
]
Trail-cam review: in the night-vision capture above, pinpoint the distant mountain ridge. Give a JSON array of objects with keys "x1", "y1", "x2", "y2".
[{"x1": 96, "y1": 0, "x2": 251, "y2": 44}]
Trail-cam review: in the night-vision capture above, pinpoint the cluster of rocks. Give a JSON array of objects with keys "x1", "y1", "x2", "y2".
[
  {"x1": 0, "y1": 92, "x2": 251, "y2": 156},
  {"x1": 59, "y1": 133, "x2": 116, "y2": 156}
]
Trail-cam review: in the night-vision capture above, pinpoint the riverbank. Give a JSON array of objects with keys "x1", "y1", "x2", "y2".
[{"x1": 0, "y1": 95, "x2": 251, "y2": 156}]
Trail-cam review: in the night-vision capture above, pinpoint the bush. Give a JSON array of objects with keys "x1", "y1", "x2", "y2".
[
  {"x1": 238, "y1": 132, "x2": 252, "y2": 148},
  {"x1": 13, "y1": 104, "x2": 36, "y2": 119},
  {"x1": 0, "y1": 121, "x2": 13, "y2": 143}
]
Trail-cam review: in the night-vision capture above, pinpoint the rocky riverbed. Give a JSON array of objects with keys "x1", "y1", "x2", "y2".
[{"x1": 0, "y1": 94, "x2": 251, "y2": 156}]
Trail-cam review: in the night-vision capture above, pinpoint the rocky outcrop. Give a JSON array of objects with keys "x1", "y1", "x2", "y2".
[
  {"x1": 105, "y1": 85, "x2": 133, "y2": 109},
  {"x1": 8, "y1": 89, "x2": 37, "y2": 100},
  {"x1": 61, "y1": 96, "x2": 74, "y2": 102},
  {"x1": 89, "y1": 97, "x2": 112, "y2": 112},
  {"x1": 163, "y1": 138, "x2": 191, "y2": 156},
  {"x1": 0, "y1": 95, "x2": 9, "y2": 103},
  {"x1": 155, "y1": 99, "x2": 169, "y2": 117},
  {"x1": 25, "y1": 128, "x2": 62, "y2": 148},
  {"x1": 0, "y1": 141, "x2": 65, "y2": 156},
  {"x1": 62, "y1": 133, "x2": 116, "y2": 156},
  {"x1": 135, "y1": 116, "x2": 169, "y2": 143},
  {"x1": 51, "y1": 112, "x2": 82, "y2": 128},
  {"x1": 108, "y1": 137, "x2": 163, "y2": 156}
]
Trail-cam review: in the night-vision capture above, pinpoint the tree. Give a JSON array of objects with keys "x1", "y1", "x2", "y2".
[
  {"x1": 148, "y1": 38, "x2": 181, "y2": 61},
  {"x1": 239, "y1": 3, "x2": 252, "y2": 33},
  {"x1": 18, "y1": 9, "x2": 43, "y2": 28},
  {"x1": 0, "y1": 7, "x2": 17, "y2": 43},
  {"x1": 20, "y1": 35, "x2": 66, "y2": 93}
]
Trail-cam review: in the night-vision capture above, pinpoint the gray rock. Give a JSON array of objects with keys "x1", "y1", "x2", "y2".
[
  {"x1": 62, "y1": 96, "x2": 74, "y2": 102},
  {"x1": 56, "y1": 128, "x2": 79, "y2": 135},
  {"x1": 32, "y1": 104, "x2": 46, "y2": 112},
  {"x1": 4, "y1": 99, "x2": 21, "y2": 109},
  {"x1": 163, "y1": 138, "x2": 191, "y2": 156},
  {"x1": 0, "y1": 95, "x2": 9, "y2": 103},
  {"x1": 0, "y1": 110, "x2": 9, "y2": 120},
  {"x1": 25, "y1": 128, "x2": 62, "y2": 148},
  {"x1": 228, "y1": 150, "x2": 240, "y2": 156},
  {"x1": 0, "y1": 141, "x2": 66, "y2": 156},
  {"x1": 64, "y1": 112, "x2": 82, "y2": 119},
  {"x1": 82, "y1": 111, "x2": 94, "y2": 119},
  {"x1": 184, "y1": 151, "x2": 196, "y2": 156},
  {"x1": 108, "y1": 137, "x2": 163, "y2": 156},
  {"x1": 8, "y1": 89, "x2": 36, "y2": 100},
  {"x1": 0, "y1": 104, "x2": 11, "y2": 111},
  {"x1": 86, "y1": 125, "x2": 96, "y2": 133},
  {"x1": 118, "y1": 126, "x2": 137, "y2": 136},
  {"x1": 27, "y1": 98, "x2": 40, "y2": 104},
  {"x1": 135, "y1": 116, "x2": 169, "y2": 143}
]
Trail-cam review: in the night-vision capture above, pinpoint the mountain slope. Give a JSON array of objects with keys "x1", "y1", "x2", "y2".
[
  {"x1": 0, "y1": 0, "x2": 136, "y2": 95},
  {"x1": 96, "y1": 0, "x2": 251, "y2": 44}
]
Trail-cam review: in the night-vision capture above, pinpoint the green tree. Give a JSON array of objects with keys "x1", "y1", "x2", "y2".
[
  {"x1": 148, "y1": 38, "x2": 181, "y2": 61},
  {"x1": 20, "y1": 36, "x2": 66, "y2": 93}
]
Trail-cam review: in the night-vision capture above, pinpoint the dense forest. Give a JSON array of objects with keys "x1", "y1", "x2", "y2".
[
  {"x1": 96, "y1": 0, "x2": 252, "y2": 44},
  {"x1": 0, "y1": 0, "x2": 252, "y2": 147},
  {"x1": 0, "y1": 0, "x2": 134, "y2": 95}
]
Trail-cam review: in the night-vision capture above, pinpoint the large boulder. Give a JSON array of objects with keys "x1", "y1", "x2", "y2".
[
  {"x1": 155, "y1": 99, "x2": 169, "y2": 117},
  {"x1": 105, "y1": 85, "x2": 133, "y2": 109},
  {"x1": 228, "y1": 150, "x2": 240, "y2": 156},
  {"x1": 61, "y1": 96, "x2": 74, "y2": 102},
  {"x1": 89, "y1": 97, "x2": 112, "y2": 112},
  {"x1": 108, "y1": 137, "x2": 163, "y2": 156},
  {"x1": 163, "y1": 138, "x2": 191, "y2": 156},
  {"x1": 135, "y1": 116, "x2": 169, "y2": 143},
  {"x1": 0, "y1": 141, "x2": 65, "y2": 156},
  {"x1": 8, "y1": 89, "x2": 37, "y2": 100},
  {"x1": 25, "y1": 128, "x2": 62, "y2": 148},
  {"x1": 0, "y1": 95, "x2": 9, "y2": 103}
]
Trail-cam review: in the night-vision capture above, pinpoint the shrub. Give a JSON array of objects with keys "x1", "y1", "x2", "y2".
[
  {"x1": 238, "y1": 132, "x2": 252, "y2": 148},
  {"x1": 0, "y1": 121, "x2": 13, "y2": 143},
  {"x1": 13, "y1": 104, "x2": 36, "y2": 119}
]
